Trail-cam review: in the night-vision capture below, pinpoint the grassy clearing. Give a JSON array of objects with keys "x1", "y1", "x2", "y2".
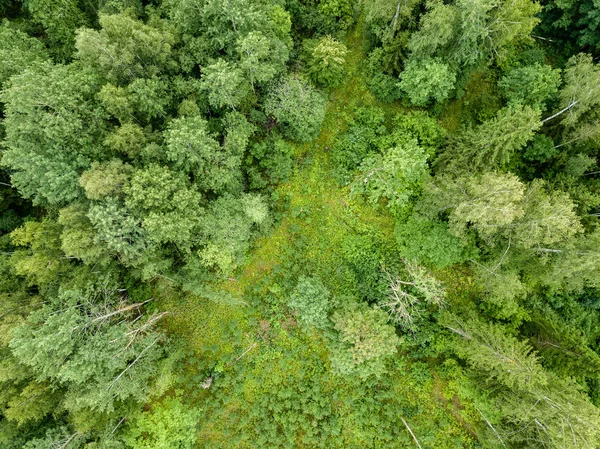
[{"x1": 158, "y1": 13, "x2": 482, "y2": 449}]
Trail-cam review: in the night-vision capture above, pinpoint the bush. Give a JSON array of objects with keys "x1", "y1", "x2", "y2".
[
  {"x1": 366, "y1": 48, "x2": 402, "y2": 103},
  {"x1": 288, "y1": 276, "x2": 332, "y2": 329},
  {"x1": 385, "y1": 111, "x2": 447, "y2": 158},
  {"x1": 304, "y1": 35, "x2": 348, "y2": 88},
  {"x1": 123, "y1": 397, "x2": 200, "y2": 449},
  {"x1": 351, "y1": 140, "x2": 428, "y2": 212},
  {"x1": 263, "y1": 75, "x2": 326, "y2": 142},
  {"x1": 330, "y1": 106, "x2": 386, "y2": 177}
]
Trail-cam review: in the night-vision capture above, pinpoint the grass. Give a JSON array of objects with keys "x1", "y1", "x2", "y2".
[{"x1": 157, "y1": 13, "x2": 484, "y2": 449}]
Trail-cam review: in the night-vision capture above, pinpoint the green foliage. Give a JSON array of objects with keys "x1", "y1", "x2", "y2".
[
  {"x1": 3, "y1": 2, "x2": 600, "y2": 448},
  {"x1": 1, "y1": 64, "x2": 107, "y2": 205},
  {"x1": 395, "y1": 214, "x2": 474, "y2": 268},
  {"x1": 499, "y1": 63, "x2": 561, "y2": 110},
  {"x1": 87, "y1": 197, "x2": 148, "y2": 264},
  {"x1": 420, "y1": 172, "x2": 582, "y2": 248},
  {"x1": 80, "y1": 160, "x2": 132, "y2": 200},
  {"x1": 304, "y1": 35, "x2": 348, "y2": 88},
  {"x1": 539, "y1": 0, "x2": 600, "y2": 54},
  {"x1": 365, "y1": 48, "x2": 403, "y2": 103},
  {"x1": 237, "y1": 31, "x2": 289, "y2": 88},
  {"x1": 195, "y1": 194, "x2": 269, "y2": 277},
  {"x1": 124, "y1": 165, "x2": 203, "y2": 248},
  {"x1": 10, "y1": 220, "x2": 69, "y2": 286},
  {"x1": 27, "y1": 0, "x2": 87, "y2": 59},
  {"x1": 8, "y1": 288, "x2": 170, "y2": 416},
  {"x1": 164, "y1": 115, "x2": 226, "y2": 191},
  {"x1": 557, "y1": 53, "x2": 600, "y2": 128},
  {"x1": 263, "y1": 75, "x2": 326, "y2": 142},
  {"x1": 330, "y1": 302, "x2": 401, "y2": 379},
  {"x1": 201, "y1": 60, "x2": 249, "y2": 110},
  {"x1": 287, "y1": 276, "x2": 332, "y2": 329},
  {"x1": 379, "y1": 261, "x2": 446, "y2": 332},
  {"x1": 331, "y1": 106, "x2": 386, "y2": 176},
  {"x1": 406, "y1": 0, "x2": 541, "y2": 68},
  {"x1": 523, "y1": 134, "x2": 558, "y2": 162},
  {"x1": 246, "y1": 134, "x2": 294, "y2": 191},
  {"x1": 399, "y1": 57, "x2": 456, "y2": 106},
  {"x1": 0, "y1": 23, "x2": 47, "y2": 86},
  {"x1": 444, "y1": 312, "x2": 548, "y2": 391},
  {"x1": 123, "y1": 397, "x2": 200, "y2": 449},
  {"x1": 390, "y1": 111, "x2": 447, "y2": 157},
  {"x1": 352, "y1": 139, "x2": 428, "y2": 212},
  {"x1": 438, "y1": 104, "x2": 542, "y2": 171},
  {"x1": 444, "y1": 311, "x2": 600, "y2": 449},
  {"x1": 76, "y1": 13, "x2": 177, "y2": 85},
  {"x1": 58, "y1": 206, "x2": 108, "y2": 265}
]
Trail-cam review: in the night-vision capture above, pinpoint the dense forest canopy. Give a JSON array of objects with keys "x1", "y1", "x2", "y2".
[{"x1": 0, "y1": 0, "x2": 600, "y2": 448}]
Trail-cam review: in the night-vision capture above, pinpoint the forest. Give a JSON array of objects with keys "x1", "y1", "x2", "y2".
[{"x1": 0, "y1": 0, "x2": 600, "y2": 447}]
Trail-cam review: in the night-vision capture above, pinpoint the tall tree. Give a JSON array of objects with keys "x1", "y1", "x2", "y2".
[
  {"x1": 76, "y1": 12, "x2": 177, "y2": 85},
  {"x1": 1, "y1": 64, "x2": 107, "y2": 206},
  {"x1": 263, "y1": 75, "x2": 326, "y2": 142},
  {"x1": 437, "y1": 105, "x2": 542, "y2": 172}
]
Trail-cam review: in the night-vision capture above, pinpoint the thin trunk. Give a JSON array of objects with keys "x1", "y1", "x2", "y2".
[
  {"x1": 392, "y1": 1, "x2": 401, "y2": 31},
  {"x1": 109, "y1": 337, "x2": 159, "y2": 390},
  {"x1": 541, "y1": 101, "x2": 579, "y2": 123},
  {"x1": 476, "y1": 408, "x2": 508, "y2": 449},
  {"x1": 401, "y1": 417, "x2": 423, "y2": 449},
  {"x1": 90, "y1": 298, "x2": 153, "y2": 324}
]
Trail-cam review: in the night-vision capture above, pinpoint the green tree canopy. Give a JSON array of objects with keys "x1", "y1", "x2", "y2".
[
  {"x1": 264, "y1": 75, "x2": 326, "y2": 142},
  {"x1": 1, "y1": 64, "x2": 107, "y2": 206},
  {"x1": 76, "y1": 13, "x2": 177, "y2": 85}
]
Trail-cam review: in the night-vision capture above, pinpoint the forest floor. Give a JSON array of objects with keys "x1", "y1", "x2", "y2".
[{"x1": 158, "y1": 14, "x2": 481, "y2": 449}]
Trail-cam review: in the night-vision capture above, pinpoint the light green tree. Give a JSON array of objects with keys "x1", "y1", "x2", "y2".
[
  {"x1": 201, "y1": 60, "x2": 250, "y2": 109},
  {"x1": 237, "y1": 31, "x2": 288, "y2": 87},
  {"x1": 76, "y1": 12, "x2": 176, "y2": 84},
  {"x1": 421, "y1": 173, "x2": 582, "y2": 249},
  {"x1": 196, "y1": 194, "x2": 269, "y2": 276},
  {"x1": 124, "y1": 165, "x2": 203, "y2": 248},
  {"x1": 79, "y1": 159, "x2": 132, "y2": 201},
  {"x1": 399, "y1": 57, "x2": 456, "y2": 106},
  {"x1": 352, "y1": 139, "x2": 428, "y2": 211},
  {"x1": 165, "y1": 114, "x2": 245, "y2": 193},
  {"x1": 263, "y1": 75, "x2": 326, "y2": 142},
  {"x1": 1, "y1": 64, "x2": 107, "y2": 206},
  {"x1": 304, "y1": 35, "x2": 348, "y2": 88},
  {"x1": 554, "y1": 53, "x2": 600, "y2": 128},
  {"x1": 330, "y1": 303, "x2": 401, "y2": 379}
]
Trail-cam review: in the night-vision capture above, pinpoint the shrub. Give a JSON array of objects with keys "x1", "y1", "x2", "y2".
[
  {"x1": 304, "y1": 35, "x2": 348, "y2": 88},
  {"x1": 288, "y1": 276, "x2": 332, "y2": 329},
  {"x1": 330, "y1": 302, "x2": 401, "y2": 379},
  {"x1": 123, "y1": 397, "x2": 200, "y2": 449},
  {"x1": 263, "y1": 75, "x2": 326, "y2": 142}
]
